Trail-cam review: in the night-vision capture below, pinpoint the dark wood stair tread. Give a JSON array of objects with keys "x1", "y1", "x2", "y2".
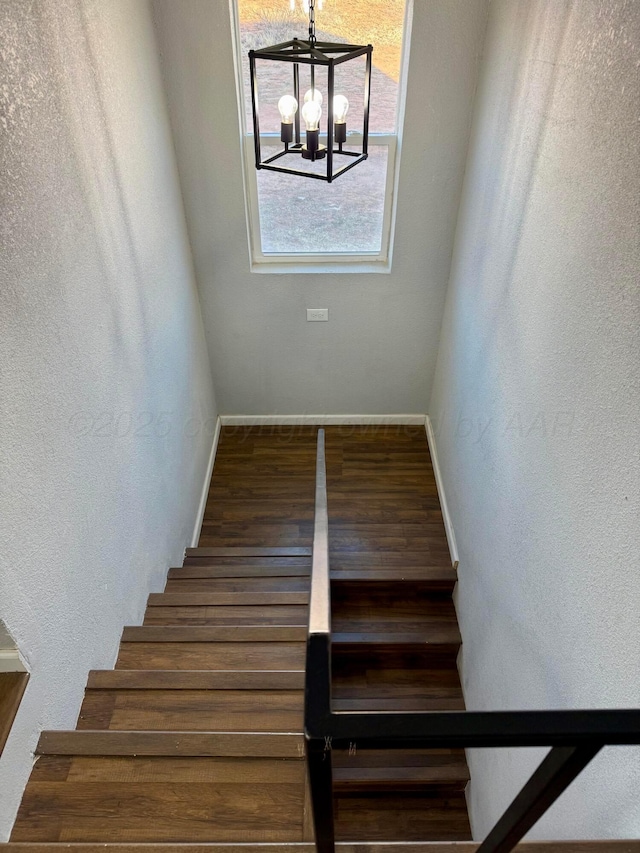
[
  {"x1": 332, "y1": 626, "x2": 461, "y2": 646},
  {"x1": 12, "y1": 756, "x2": 307, "y2": 843},
  {"x1": 143, "y1": 604, "x2": 309, "y2": 627},
  {"x1": 169, "y1": 564, "x2": 311, "y2": 578},
  {"x1": 333, "y1": 749, "x2": 469, "y2": 790},
  {"x1": 331, "y1": 591, "x2": 461, "y2": 648},
  {"x1": 332, "y1": 590, "x2": 459, "y2": 614},
  {"x1": 86, "y1": 670, "x2": 305, "y2": 689},
  {"x1": 147, "y1": 592, "x2": 309, "y2": 606},
  {"x1": 116, "y1": 640, "x2": 305, "y2": 671},
  {"x1": 332, "y1": 687, "x2": 465, "y2": 712},
  {"x1": 163, "y1": 577, "x2": 310, "y2": 592},
  {"x1": 334, "y1": 791, "x2": 472, "y2": 842},
  {"x1": 78, "y1": 688, "x2": 303, "y2": 733},
  {"x1": 197, "y1": 531, "x2": 312, "y2": 549},
  {"x1": 332, "y1": 551, "x2": 452, "y2": 567},
  {"x1": 168, "y1": 566, "x2": 453, "y2": 586},
  {"x1": 121, "y1": 626, "x2": 307, "y2": 642},
  {"x1": 331, "y1": 569, "x2": 455, "y2": 588},
  {"x1": 332, "y1": 652, "x2": 465, "y2": 711},
  {"x1": 181, "y1": 555, "x2": 311, "y2": 569},
  {"x1": 36, "y1": 730, "x2": 305, "y2": 758},
  {"x1": 186, "y1": 547, "x2": 311, "y2": 558}
]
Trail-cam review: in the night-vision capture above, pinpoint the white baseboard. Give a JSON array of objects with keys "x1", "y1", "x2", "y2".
[
  {"x1": 425, "y1": 415, "x2": 459, "y2": 570},
  {"x1": 219, "y1": 414, "x2": 427, "y2": 426},
  {"x1": 0, "y1": 648, "x2": 28, "y2": 673},
  {"x1": 190, "y1": 416, "x2": 221, "y2": 548}
]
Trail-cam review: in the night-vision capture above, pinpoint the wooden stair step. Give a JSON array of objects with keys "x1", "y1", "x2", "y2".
[
  {"x1": 169, "y1": 564, "x2": 311, "y2": 578},
  {"x1": 3, "y1": 843, "x2": 640, "y2": 852},
  {"x1": 332, "y1": 687, "x2": 465, "y2": 712},
  {"x1": 333, "y1": 646, "x2": 463, "y2": 671},
  {"x1": 332, "y1": 653, "x2": 465, "y2": 711},
  {"x1": 169, "y1": 566, "x2": 452, "y2": 584},
  {"x1": 122, "y1": 626, "x2": 306, "y2": 642},
  {"x1": 143, "y1": 604, "x2": 309, "y2": 627},
  {"x1": 163, "y1": 577, "x2": 310, "y2": 592},
  {"x1": 201, "y1": 517, "x2": 313, "y2": 530},
  {"x1": 332, "y1": 586, "x2": 457, "y2": 607},
  {"x1": 116, "y1": 639, "x2": 305, "y2": 671},
  {"x1": 36, "y1": 730, "x2": 304, "y2": 758},
  {"x1": 331, "y1": 551, "x2": 453, "y2": 568},
  {"x1": 181, "y1": 556, "x2": 311, "y2": 568},
  {"x1": 328, "y1": 536, "x2": 449, "y2": 553},
  {"x1": 332, "y1": 589, "x2": 459, "y2": 612},
  {"x1": 330, "y1": 567, "x2": 456, "y2": 588},
  {"x1": 78, "y1": 688, "x2": 303, "y2": 732},
  {"x1": 334, "y1": 792, "x2": 471, "y2": 842},
  {"x1": 86, "y1": 670, "x2": 305, "y2": 689},
  {"x1": 332, "y1": 625, "x2": 461, "y2": 647},
  {"x1": 332, "y1": 646, "x2": 463, "y2": 676},
  {"x1": 11, "y1": 757, "x2": 307, "y2": 843},
  {"x1": 198, "y1": 502, "x2": 312, "y2": 512},
  {"x1": 197, "y1": 537, "x2": 312, "y2": 549},
  {"x1": 147, "y1": 592, "x2": 309, "y2": 607},
  {"x1": 331, "y1": 590, "x2": 461, "y2": 648},
  {"x1": 333, "y1": 749, "x2": 469, "y2": 791},
  {"x1": 185, "y1": 547, "x2": 311, "y2": 558},
  {"x1": 328, "y1": 534, "x2": 450, "y2": 550}
]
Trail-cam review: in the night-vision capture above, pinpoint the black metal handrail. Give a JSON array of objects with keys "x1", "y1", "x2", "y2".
[{"x1": 304, "y1": 428, "x2": 640, "y2": 853}]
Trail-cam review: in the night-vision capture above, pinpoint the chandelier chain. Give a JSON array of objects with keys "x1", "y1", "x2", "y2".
[{"x1": 308, "y1": 0, "x2": 316, "y2": 46}]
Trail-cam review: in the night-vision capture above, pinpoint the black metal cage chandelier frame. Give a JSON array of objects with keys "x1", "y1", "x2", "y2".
[{"x1": 248, "y1": 0, "x2": 373, "y2": 183}]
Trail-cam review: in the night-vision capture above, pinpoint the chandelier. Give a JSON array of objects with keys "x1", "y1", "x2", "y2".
[{"x1": 248, "y1": 0, "x2": 373, "y2": 182}]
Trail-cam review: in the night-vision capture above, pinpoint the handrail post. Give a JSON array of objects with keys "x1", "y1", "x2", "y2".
[
  {"x1": 307, "y1": 734, "x2": 335, "y2": 853},
  {"x1": 305, "y1": 428, "x2": 335, "y2": 853}
]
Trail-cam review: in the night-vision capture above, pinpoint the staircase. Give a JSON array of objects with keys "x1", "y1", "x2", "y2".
[
  {"x1": 9, "y1": 547, "x2": 471, "y2": 842},
  {"x1": 331, "y1": 575, "x2": 470, "y2": 840},
  {"x1": 11, "y1": 543, "x2": 312, "y2": 842},
  {"x1": 3, "y1": 426, "x2": 635, "y2": 851}
]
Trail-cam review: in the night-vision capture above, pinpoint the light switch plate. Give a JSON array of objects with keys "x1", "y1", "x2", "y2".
[{"x1": 307, "y1": 308, "x2": 328, "y2": 322}]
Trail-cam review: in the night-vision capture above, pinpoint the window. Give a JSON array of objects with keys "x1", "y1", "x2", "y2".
[{"x1": 231, "y1": 0, "x2": 412, "y2": 272}]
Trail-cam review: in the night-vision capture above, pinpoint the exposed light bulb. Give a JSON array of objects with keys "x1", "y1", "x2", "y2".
[
  {"x1": 333, "y1": 94, "x2": 349, "y2": 124},
  {"x1": 278, "y1": 94, "x2": 298, "y2": 124},
  {"x1": 301, "y1": 99, "x2": 322, "y2": 131},
  {"x1": 304, "y1": 88, "x2": 323, "y2": 108}
]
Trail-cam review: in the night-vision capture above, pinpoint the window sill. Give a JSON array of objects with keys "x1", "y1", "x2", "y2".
[{"x1": 249, "y1": 256, "x2": 392, "y2": 275}]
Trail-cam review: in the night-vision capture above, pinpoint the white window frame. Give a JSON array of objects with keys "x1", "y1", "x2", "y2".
[{"x1": 230, "y1": 0, "x2": 414, "y2": 274}]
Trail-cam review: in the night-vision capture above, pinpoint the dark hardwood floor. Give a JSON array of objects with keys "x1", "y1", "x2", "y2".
[{"x1": 199, "y1": 426, "x2": 317, "y2": 548}]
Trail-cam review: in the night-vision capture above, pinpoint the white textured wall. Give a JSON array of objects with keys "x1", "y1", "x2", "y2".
[
  {"x1": 0, "y1": 0, "x2": 217, "y2": 837},
  {"x1": 430, "y1": 0, "x2": 640, "y2": 840},
  {"x1": 151, "y1": 0, "x2": 489, "y2": 415}
]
